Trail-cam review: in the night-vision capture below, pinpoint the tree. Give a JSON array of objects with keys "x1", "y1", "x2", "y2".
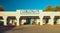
[
  {"x1": 43, "y1": 5, "x2": 60, "y2": 12},
  {"x1": 53, "y1": 6, "x2": 60, "y2": 11},
  {"x1": 0, "y1": 6, "x2": 4, "y2": 11},
  {"x1": 43, "y1": 5, "x2": 52, "y2": 11}
]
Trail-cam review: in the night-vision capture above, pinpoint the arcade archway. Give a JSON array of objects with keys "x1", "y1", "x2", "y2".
[
  {"x1": 54, "y1": 16, "x2": 60, "y2": 24},
  {"x1": 20, "y1": 16, "x2": 39, "y2": 25},
  {"x1": 7, "y1": 16, "x2": 16, "y2": 26},
  {"x1": 43, "y1": 16, "x2": 50, "y2": 25}
]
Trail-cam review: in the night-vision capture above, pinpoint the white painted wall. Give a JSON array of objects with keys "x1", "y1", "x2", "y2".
[{"x1": 0, "y1": 10, "x2": 60, "y2": 26}]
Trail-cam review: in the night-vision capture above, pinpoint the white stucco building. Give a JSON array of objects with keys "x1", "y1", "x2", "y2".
[{"x1": 0, "y1": 10, "x2": 60, "y2": 26}]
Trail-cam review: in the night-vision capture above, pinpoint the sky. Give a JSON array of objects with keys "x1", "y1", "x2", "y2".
[{"x1": 0, "y1": 0, "x2": 60, "y2": 11}]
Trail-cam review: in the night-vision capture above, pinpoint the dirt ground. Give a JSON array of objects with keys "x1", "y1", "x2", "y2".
[{"x1": 0, "y1": 25, "x2": 60, "y2": 33}]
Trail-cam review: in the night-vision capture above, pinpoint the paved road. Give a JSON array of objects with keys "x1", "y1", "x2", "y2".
[{"x1": 1, "y1": 25, "x2": 60, "y2": 33}]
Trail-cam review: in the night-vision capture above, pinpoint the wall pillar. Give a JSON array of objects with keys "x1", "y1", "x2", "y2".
[
  {"x1": 50, "y1": 16, "x2": 54, "y2": 25},
  {"x1": 3, "y1": 16, "x2": 7, "y2": 26},
  {"x1": 16, "y1": 18, "x2": 19, "y2": 26},
  {"x1": 39, "y1": 16, "x2": 43, "y2": 25},
  {"x1": 40, "y1": 18, "x2": 43, "y2": 25},
  {"x1": 16, "y1": 17, "x2": 20, "y2": 26}
]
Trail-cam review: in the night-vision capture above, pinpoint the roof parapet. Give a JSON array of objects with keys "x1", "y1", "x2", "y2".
[{"x1": 39, "y1": 10, "x2": 43, "y2": 13}]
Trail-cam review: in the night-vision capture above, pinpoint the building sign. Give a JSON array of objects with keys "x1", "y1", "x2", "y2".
[{"x1": 20, "y1": 10, "x2": 39, "y2": 15}]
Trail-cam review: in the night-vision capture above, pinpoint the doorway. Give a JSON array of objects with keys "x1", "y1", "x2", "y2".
[{"x1": 43, "y1": 16, "x2": 50, "y2": 25}]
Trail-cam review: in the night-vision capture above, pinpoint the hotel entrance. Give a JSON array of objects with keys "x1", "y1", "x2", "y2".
[
  {"x1": 20, "y1": 16, "x2": 39, "y2": 25},
  {"x1": 43, "y1": 16, "x2": 50, "y2": 25}
]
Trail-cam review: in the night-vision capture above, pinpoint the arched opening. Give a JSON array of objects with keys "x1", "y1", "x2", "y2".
[
  {"x1": 43, "y1": 16, "x2": 50, "y2": 25},
  {"x1": 54, "y1": 16, "x2": 60, "y2": 24},
  {"x1": 0, "y1": 16, "x2": 4, "y2": 26},
  {"x1": 20, "y1": 16, "x2": 39, "y2": 25},
  {"x1": 7, "y1": 16, "x2": 16, "y2": 26}
]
